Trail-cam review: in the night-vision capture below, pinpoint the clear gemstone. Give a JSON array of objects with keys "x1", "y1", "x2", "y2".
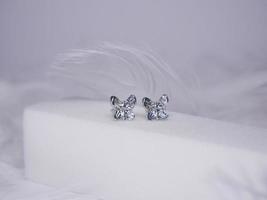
[
  {"x1": 143, "y1": 94, "x2": 169, "y2": 120},
  {"x1": 111, "y1": 95, "x2": 136, "y2": 120}
]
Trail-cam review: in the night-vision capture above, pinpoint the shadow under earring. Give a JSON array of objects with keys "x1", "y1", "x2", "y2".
[
  {"x1": 110, "y1": 94, "x2": 137, "y2": 120},
  {"x1": 142, "y1": 94, "x2": 169, "y2": 120}
]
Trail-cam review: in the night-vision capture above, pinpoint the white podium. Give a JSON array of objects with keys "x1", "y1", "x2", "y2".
[{"x1": 23, "y1": 100, "x2": 267, "y2": 200}]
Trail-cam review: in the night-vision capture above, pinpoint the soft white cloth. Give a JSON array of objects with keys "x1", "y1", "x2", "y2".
[
  {"x1": 0, "y1": 43, "x2": 267, "y2": 199},
  {"x1": 0, "y1": 162, "x2": 96, "y2": 200}
]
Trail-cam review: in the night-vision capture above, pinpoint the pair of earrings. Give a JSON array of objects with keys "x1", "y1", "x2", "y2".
[{"x1": 110, "y1": 94, "x2": 169, "y2": 120}]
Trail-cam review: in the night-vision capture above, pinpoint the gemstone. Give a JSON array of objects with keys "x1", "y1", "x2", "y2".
[
  {"x1": 110, "y1": 95, "x2": 136, "y2": 120},
  {"x1": 143, "y1": 94, "x2": 169, "y2": 120}
]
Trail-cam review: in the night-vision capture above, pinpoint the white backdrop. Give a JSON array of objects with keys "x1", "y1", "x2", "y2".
[
  {"x1": 0, "y1": 0, "x2": 267, "y2": 199},
  {"x1": 1, "y1": 0, "x2": 267, "y2": 81}
]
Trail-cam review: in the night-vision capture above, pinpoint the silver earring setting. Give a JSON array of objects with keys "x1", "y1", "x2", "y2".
[
  {"x1": 142, "y1": 94, "x2": 169, "y2": 120},
  {"x1": 110, "y1": 94, "x2": 137, "y2": 120}
]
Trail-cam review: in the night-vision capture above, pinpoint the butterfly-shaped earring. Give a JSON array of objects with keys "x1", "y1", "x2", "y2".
[
  {"x1": 110, "y1": 94, "x2": 137, "y2": 120},
  {"x1": 142, "y1": 94, "x2": 169, "y2": 120}
]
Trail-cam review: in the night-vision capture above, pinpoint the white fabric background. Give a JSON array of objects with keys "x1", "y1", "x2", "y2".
[{"x1": 0, "y1": 0, "x2": 267, "y2": 199}]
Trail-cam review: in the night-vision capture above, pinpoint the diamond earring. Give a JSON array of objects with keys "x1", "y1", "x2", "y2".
[
  {"x1": 142, "y1": 94, "x2": 169, "y2": 120},
  {"x1": 110, "y1": 94, "x2": 137, "y2": 120}
]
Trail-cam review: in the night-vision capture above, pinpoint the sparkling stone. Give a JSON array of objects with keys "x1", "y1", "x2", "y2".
[
  {"x1": 143, "y1": 94, "x2": 169, "y2": 120},
  {"x1": 110, "y1": 95, "x2": 136, "y2": 120}
]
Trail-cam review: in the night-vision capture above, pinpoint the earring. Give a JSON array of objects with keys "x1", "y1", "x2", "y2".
[
  {"x1": 110, "y1": 94, "x2": 137, "y2": 120},
  {"x1": 142, "y1": 94, "x2": 169, "y2": 120}
]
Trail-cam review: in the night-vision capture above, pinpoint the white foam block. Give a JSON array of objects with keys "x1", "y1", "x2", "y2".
[{"x1": 23, "y1": 100, "x2": 267, "y2": 200}]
